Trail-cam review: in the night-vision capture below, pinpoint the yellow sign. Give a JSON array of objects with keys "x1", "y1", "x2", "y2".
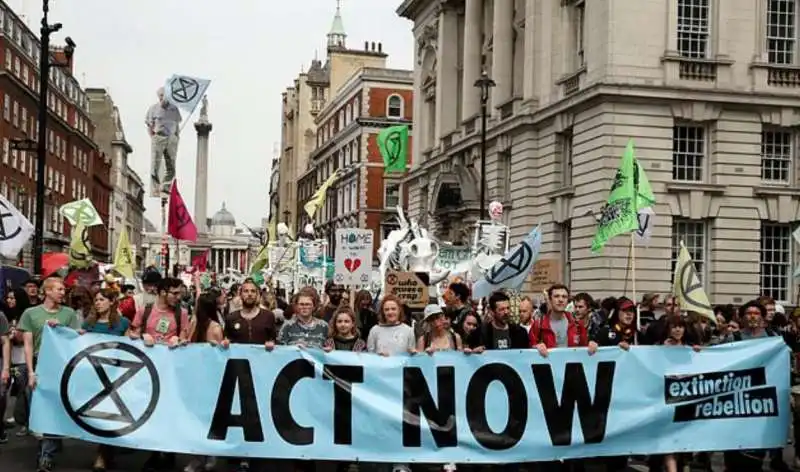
[{"x1": 385, "y1": 271, "x2": 428, "y2": 308}]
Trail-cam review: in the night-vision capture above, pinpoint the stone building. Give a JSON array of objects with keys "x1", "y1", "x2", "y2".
[
  {"x1": 0, "y1": 0, "x2": 111, "y2": 265},
  {"x1": 277, "y1": 1, "x2": 394, "y2": 232},
  {"x1": 397, "y1": 0, "x2": 800, "y2": 304},
  {"x1": 297, "y1": 66, "x2": 413, "y2": 258},
  {"x1": 87, "y1": 88, "x2": 146, "y2": 267},
  {"x1": 140, "y1": 203, "x2": 261, "y2": 273}
]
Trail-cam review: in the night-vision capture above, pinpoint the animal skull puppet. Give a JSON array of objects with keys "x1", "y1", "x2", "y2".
[{"x1": 378, "y1": 207, "x2": 450, "y2": 293}]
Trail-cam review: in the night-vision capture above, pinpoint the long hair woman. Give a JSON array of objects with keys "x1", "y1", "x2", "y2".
[
  {"x1": 78, "y1": 289, "x2": 129, "y2": 471},
  {"x1": 190, "y1": 293, "x2": 224, "y2": 344},
  {"x1": 82, "y1": 289, "x2": 129, "y2": 336}
]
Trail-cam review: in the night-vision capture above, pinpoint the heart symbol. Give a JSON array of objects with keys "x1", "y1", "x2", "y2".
[{"x1": 344, "y1": 258, "x2": 361, "y2": 273}]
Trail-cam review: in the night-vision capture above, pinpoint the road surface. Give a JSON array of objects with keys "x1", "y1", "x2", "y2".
[{"x1": 0, "y1": 423, "x2": 794, "y2": 471}]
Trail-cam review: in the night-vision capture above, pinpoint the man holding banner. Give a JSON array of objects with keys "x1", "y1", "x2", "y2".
[{"x1": 17, "y1": 277, "x2": 79, "y2": 472}]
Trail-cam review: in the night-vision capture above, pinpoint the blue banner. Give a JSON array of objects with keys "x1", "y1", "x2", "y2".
[{"x1": 31, "y1": 328, "x2": 790, "y2": 463}]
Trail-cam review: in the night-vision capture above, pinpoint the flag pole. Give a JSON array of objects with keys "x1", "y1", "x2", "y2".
[
  {"x1": 161, "y1": 196, "x2": 169, "y2": 277},
  {"x1": 631, "y1": 232, "x2": 641, "y2": 345}
]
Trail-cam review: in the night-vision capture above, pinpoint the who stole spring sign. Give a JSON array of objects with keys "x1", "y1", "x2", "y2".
[
  {"x1": 334, "y1": 228, "x2": 372, "y2": 287},
  {"x1": 31, "y1": 329, "x2": 790, "y2": 463}
]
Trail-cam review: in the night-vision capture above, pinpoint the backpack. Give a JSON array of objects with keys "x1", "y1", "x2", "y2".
[{"x1": 141, "y1": 303, "x2": 182, "y2": 335}]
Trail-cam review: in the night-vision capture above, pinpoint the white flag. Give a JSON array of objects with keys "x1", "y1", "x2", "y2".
[
  {"x1": 163, "y1": 74, "x2": 211, "y2": 114},
  {"x1": 634, "y1": 207, "x2": 655, "y2": 245},
  {"x1": 0, "y1": 194, "x2": 34, "y2": 258}
]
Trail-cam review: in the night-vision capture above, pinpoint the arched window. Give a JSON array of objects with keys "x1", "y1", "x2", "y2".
[{"x1": 386, "y1": 95, "x2": 403, "y2": 118}]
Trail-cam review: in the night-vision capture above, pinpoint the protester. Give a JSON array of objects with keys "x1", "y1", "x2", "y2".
[
  {"x1": 529, "y1": 284, "x2": 593, "y2": 356},
  {"x1": 277, "y1": 287, "x2": 328, "y2": 348},
  {"x1": 18, "y1": 277, "x2": 80, "y2": 472},
  {"x1": 129, "y1": 277, "x2": 190, "y2": 348},
  {"x1": 119, "y1": 270, "x2": 161, "y2": 322},
  {"x1": 323, "y1": 306, "x2": 366, "y2": 352},
  {"x1": 352, "y1": 289, "x2": 378, "y2": 341},
  {"x1": 0, "y1": 306, "x2": 9, "y2": 444},
  {"x1": 416, "y1": 304, "x2": 461, "y2": 352},
  {"x1": 225, "y1": 280, "x2": 276, "y2": 348},
  {"x1": 319, "y1": 281, "x2": 344, "y2": 322},
  {"x1": 367, "y1": 294, "x2": 416, "y2": 356},
  {"x1": 22, "y1": 278, "x2": 41, "y2": 307},
  {"x1": 77, "y1": 289, "x2": 128, "y2": 472}
]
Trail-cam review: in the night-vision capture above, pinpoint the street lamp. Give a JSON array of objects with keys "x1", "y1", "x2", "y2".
[
  {"x1": 474, "y1": 69, "x2": 495, "y2": 220},
  {"x1": 32, "y1": 0, "x2": 75, "y2": 275}
]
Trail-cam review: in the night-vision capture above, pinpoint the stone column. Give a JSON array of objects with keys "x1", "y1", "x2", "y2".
[
  {"x1": 492, "y1": 0, "x2": 514, "y2": 107},
  {"x1": 523, "y1": 0, "x2": 536, "y2": 100},
  {"x1": 194, "y1": 115, "x2": 212, "y2": 235},
  {"x1": 462, "y1": 0, "x2": 483, "y2": 120},
  {"x1": 436, "y1": 6, "x2": 459, "y2": 135}
]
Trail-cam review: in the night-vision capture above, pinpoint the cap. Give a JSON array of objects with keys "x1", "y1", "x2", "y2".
[
  {"x1": 423, "y1": 304, "x2": 444, "y2": 322},
  {"x1": 618, "y1": 298, "x2": 636, "y2": 312}
]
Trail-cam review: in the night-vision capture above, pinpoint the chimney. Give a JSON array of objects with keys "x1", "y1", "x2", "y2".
[
  {"x1": 364, "y1": 41, "x2": 369, "y2": 51},
  {"x1": 371, "y1": 42, "x2": 376, "y2": 51},
  {"x1": 378, "y1": 42, "x2": 382, "y2": 53}
]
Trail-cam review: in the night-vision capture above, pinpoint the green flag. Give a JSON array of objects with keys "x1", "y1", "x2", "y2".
[
  {"x1": 591, "y1": 140, "x2": 640, "y2": 253},
  {"x1": 377, "y1": 125, "x2": 408, "y2": 172}
]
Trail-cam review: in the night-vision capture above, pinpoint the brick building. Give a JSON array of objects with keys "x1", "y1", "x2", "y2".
[
  {"x1": 0, "y1": 4, "x2": 110, "y2": 266},
  {"x1": 297, "y1": 66, "x2": 413, "y2": 258}
]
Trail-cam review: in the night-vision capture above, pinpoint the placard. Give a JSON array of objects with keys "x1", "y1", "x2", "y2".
[
  {"x1": 385, "y1": 271, "x2": 428, "y2": 308},
  {"x1": 529, "y1": 258, "x2": 560, "y2": 292},
  {"x1": 334, "y1": 229, "x2": 373, "y2": 287},
  {"x1": 436, "y1": 246, "x2": 471, "y2": 273}
]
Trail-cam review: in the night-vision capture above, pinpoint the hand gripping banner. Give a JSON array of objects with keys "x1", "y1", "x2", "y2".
[{"x1": 31, "y1": 329, "x2": 789, "y2": 463}]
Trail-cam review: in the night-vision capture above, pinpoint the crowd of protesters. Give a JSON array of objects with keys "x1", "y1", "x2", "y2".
[{"x1": 0, "y1": 269, "x2": 796, "y2": 472}]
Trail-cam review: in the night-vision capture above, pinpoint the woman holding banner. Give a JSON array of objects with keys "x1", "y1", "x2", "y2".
[{"x1": 77, "y1": 288, "x2": 129, "y2": 472}]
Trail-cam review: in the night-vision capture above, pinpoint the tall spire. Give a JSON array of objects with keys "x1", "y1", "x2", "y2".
[{"x1": 327, "y1": 0, "x2": 346, "y2": 49}]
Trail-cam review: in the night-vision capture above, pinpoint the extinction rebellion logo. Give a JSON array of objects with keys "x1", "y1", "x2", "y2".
[{"x1": 664, "y1": 367, "x2": 779, "y2": 422}]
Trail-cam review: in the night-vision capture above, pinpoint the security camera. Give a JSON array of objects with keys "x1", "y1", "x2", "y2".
[
  {"x1": 50, "y1": 23, "x2": 62, "y2": 33},
  {"x1": 65, "y1": 37, "x2": 76, "y2": 48}
]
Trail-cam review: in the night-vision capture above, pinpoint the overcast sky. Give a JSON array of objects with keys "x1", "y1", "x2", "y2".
[{"x1": 19, "y1": 0, "x2": 413, "y2": 229}]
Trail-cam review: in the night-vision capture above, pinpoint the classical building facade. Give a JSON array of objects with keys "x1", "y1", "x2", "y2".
[
  {"x1": 87, "y1": 88, "x2": 146, "y2": 266},
  {"x1": 0, "y1": 1, "x2": 110, "y2": 266},
  {"x1": 277, "y1": 2, "x2": 393, "y2": 232},
  {"x1": 297, "y1": 66, "x2": 413, "y2": 257},
  {"x1": 140, "y1": 203, "x2": 261, "y2": 273},
  {"x1": 398, "y1": 0, "x2": 800, "y2": 304}
]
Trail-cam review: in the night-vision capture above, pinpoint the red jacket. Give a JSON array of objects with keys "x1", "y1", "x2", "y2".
[{"x1": 528, "y1": 312, "x2": 588, "y2": 348}]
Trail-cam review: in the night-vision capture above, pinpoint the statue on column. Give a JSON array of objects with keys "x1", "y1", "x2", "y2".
[{"x1": 145, "y1": 87, "x2": 182, "y2": 197}]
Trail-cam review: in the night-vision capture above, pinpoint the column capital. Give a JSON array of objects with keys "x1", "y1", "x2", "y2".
[{"x1": 194, "y1": 122, "x2": 213, "y2": 136}]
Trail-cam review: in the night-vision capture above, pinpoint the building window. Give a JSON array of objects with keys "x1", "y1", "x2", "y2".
[
  {"x1": 558, "y1": 129, "x2": 573, "y2": 186},
  {"x1": 561, "y1": 221, "x2": 572, "y2": 286},
  {"x1": 767, "y1": 0, "x2": 796, "y2": 64},
  {"x1": 761, "y1": 129, "x2": 793, "y2": 183},
  {"x1": 677, "y1": 0, "x2": 710, "y2": 58},
  {"x1": 671, "y1": 219, "x2": 706, "y2": 282},
  {"x1": 11, "y1": 101, "x2": 17, "y2": 127},
  {"x1": 386, "y1": 95, "x2": 403, "y2": 118},
  {"x1": 1, "y1": 138, "x2": 7, "y2": 165},
  {"x1": 672, "y1": 124, "x2": 705, "y2": 181},
  {"x1": 571, "y1": 0, "x2": 586, "y2": 68},
  {"x1": 385, "y1": 183, "x2": 400, "y2": 208},
  {"x1": 760, "y1": 222, "x2": 792, "y2": 302}
]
